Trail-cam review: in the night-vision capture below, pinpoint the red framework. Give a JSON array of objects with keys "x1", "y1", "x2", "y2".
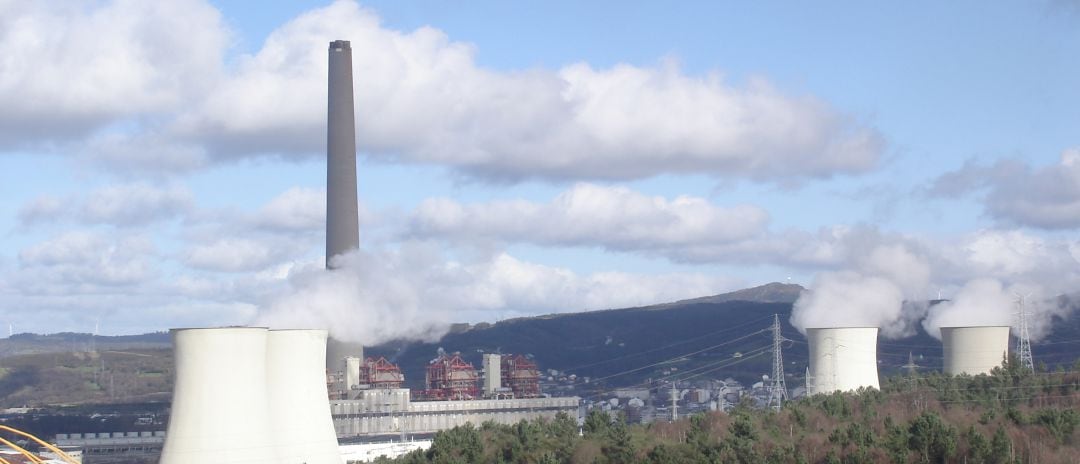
[
  {"x1": 422, "y1": 353, "x2": 480, "y2": 400},
  {"x1": 501, "y1": 354, "x2": 542, "y2": 398},
  {"x1": 359, "y1": 357, "x2": 405, "y2": 389}
]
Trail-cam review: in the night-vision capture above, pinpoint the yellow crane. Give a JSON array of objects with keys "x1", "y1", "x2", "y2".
[{"x1": 0, "y1": 424, "x2": 79, "y2": 464}]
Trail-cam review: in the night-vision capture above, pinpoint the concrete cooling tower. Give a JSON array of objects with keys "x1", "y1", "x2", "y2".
[
  {"x1": 161, "y1": 328, "x2": 340, "y2": 463},
  {"x1": 160, "y1": 328, "x2": 278, "y2": 463},
  {"x1": 806, "y1": 327, "x2": 880, "y2": 395},
  {"x1": 941, "y1": 326, "x2": 1010, "y2": 376},
  {"x1": 267, "y1": 330, "x2": 341, "y2": 464}
]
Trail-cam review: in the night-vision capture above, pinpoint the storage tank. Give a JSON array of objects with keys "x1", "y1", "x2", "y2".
[
  {"x1": 160, "y1": 328, "x2": 278, "y2": 464},
  {"x1": 941, "y1": 326, "x2": 1009, "y2": 376},
  {"x1": 266, "y1": 329, "x2": 341, "y2": 464},
  {"x1": 806, "y1": 327, "x2": 880, "y2": 395}
]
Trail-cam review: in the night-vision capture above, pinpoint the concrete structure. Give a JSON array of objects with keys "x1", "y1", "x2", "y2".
[
  {"x1": 345, "y1": 356, "x2": 363, "y2": 392},
  {"x1": 161, "y1": 328, "x2": 278, "y2": 464},
  {"x1": 57, "y1": 433, "x2": 158, "y2": 463},
  {"x1": 483, "y1": 354, "x2": 501, "y2": 394},
  {"x1": 162, "y1": 328, "x2": 340, "y2": 463},
  {"x1": 267, "y1": 329, "x2": 341, "y2": 464},
  {"x1": 941, "y1": 326, "x2": 1010, "y2": 376},
  {"x1": 331, "y1": 389, "x2": 579, "y2": 437},
  {"x1": 806, "y1": 327, "x2": 880, "y2": 395},
  {"x1": 326, "y1": 39, "x2": 359, "y2": 268},
  {"x1": 339, "y1": 440, "x2": 433, "y2": 463}
]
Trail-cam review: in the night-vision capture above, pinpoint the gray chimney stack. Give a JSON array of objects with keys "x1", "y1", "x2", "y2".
[{"x1": 326, "y1": 40, "x2": 359, "y2": 268}]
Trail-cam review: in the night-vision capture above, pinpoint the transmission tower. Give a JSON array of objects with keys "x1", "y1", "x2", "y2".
[
  {"x1": 766, "y1": 314, "x2": 788, "y2": 411},
  {"x1": 670, "y1": 380, "x2": 678, "y2": 422},
  {"x1": 1015, "y1": 294, "x2": 1034, "y2": 371},
  {"x1": 903, "y1": 351, "x2": 919, "y2": 376}
]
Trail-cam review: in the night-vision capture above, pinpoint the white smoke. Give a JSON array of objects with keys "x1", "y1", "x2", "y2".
[
  {"x1": 923, "y1": 279, "x2": 1078, "y2": 341},
  {"x1": 921, "y1": 279, "x2": 1013, "y2": 340},
  {"x1": 254, "y1": 248, "x2": 448, "y2": 345},
  {"x1": 791, "y1": 243, "x2": 931, "y2": 338},
  {"x1": 254, "y1": 245, "x2": 736, "y2": 345}
]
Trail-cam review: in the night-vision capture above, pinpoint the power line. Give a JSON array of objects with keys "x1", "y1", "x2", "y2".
[
  {"x1": 577, "y1": 329, "x2": 769, "y2": 385},
  {"x1": 561, "y1": 314, "x2": 774, "y2": 372}
]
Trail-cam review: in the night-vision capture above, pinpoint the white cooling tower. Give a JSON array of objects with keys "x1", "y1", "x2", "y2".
[
  {"x1": 806, "y1": 327, "x2": 880, "y2": 395},
  {"x1": 941, "y1": 326, "x2": 1009, "y2": 376},
  {"x1": 160, "y1": 328, "x2": 279, "y2": 464},
  {"x1": 266, "y1": 329, "x2": 342, "y2": 464}
]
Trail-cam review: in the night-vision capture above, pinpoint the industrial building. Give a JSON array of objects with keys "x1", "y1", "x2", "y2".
[
  {"x1": 330, "y1": 352, "x2": 578, "y2": 438},
  {"x1": 331, "y1": 389, "x2": 578, "y2": 437},
  {"x1": 941, "y1": 326, "x2": 1010, "y2": 376}
]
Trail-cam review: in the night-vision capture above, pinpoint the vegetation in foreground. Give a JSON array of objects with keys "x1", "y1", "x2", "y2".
[{"x1": 379, "y1": 359, "x2": 1080, "y2": 463}]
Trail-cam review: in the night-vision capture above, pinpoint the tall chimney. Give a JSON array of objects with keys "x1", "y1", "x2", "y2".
[{"x1": 326, "y1": 40, "x2": 359, "y2": 269}]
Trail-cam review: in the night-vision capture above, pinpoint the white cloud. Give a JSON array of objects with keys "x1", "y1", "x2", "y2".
[
  {"x1": 183, "y1": 238, "x2": 280, "y2": 272},
  {"x1": 0, "y1": 0, "x2": 227, "y2": 146},
  {"x1": 2, "y1": 1, "x2": 882, "y2": 181},
  {"x1": 929, "y1": 148, "x2": 1080, "y2": 229},
  {"x1": 167, "y1": 1, "x2": 879, "y2": 181},
  {"x1": 253, "y1": 187, "x2": 326, "y2": 232},
  {"x1": 81, "y1": 183, "x2": 193, "y2": 225},
  {"x1": 18, "y1": 182, "x2": 192, "y2": 226},
  {"x1": 16, "y1": 230, "x2": 157, "y2": 289},
  {"x1": 409, "y1": 183, "x2": 768, "y2": 251}
]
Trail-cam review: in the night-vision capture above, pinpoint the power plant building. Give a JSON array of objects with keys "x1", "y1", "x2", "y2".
[
  {"x1": 331, "y1": 390, "x2": 579, "y2": 438},
  {"x1": 806, "y1": 327, "x2": 880, "y2": 395},
  {"x1": 941, "y1": 326, "x2": 1010, "y2": 376}
]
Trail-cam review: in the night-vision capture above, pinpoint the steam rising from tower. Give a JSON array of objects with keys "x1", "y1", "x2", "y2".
[{"x1": 326, "y1": 40, "x2": 359, "y2": 268}]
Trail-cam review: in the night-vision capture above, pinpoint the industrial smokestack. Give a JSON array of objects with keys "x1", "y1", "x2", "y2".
[{"x1": 326, "y1": 39, "x2": 359, "y2": 269}]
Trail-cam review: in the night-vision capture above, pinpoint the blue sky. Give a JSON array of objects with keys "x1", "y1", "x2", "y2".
[{"x1": 1, "y1": 1, "x2": 1078, "y2": 341}]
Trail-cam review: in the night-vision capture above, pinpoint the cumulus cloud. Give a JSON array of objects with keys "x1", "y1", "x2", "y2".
[
  {"x1": 0, "y1": 0, "x2": 227, "y2": 147},
  {"x1": 929, "y1": 149, "x2": 1080, "y2": 229},
  {"x1": 252, "y1": 187, "x2": 326, "y2": 232},
  {"x1": 16, "y1": 230, "x2": 157, "y2": 289},
  {"x1": 255, "y1": 245, "x2": 737, "y2": 345},
  {"x1": 0, "y1": 0, "x2": 884, "y2": 181},
  {"x1": 939, "y1": 229, "x2": 1080, "y2": 290},
  {"x1": 183, "y1": 238, "x2": 281, "y2": 272},
  {"x1": 18, "y1": 183, "x2": 192, "y2": 226},
  {"x1": 173, "y1": 0, "x2": 883, "y2": 182},
  {"x1": 409, "y1": 183, "x2": 768, "y2": 252}
]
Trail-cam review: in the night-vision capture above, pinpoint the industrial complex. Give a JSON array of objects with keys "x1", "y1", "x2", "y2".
[{"x1": 35, "y1": 39, "x2": 1030, "y2": 463}]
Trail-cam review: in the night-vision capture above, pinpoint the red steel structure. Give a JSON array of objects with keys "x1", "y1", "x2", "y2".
[
  {"x1": 501, "y1": 354, "x2": 542, "y2": 398},
  {"x1": 359, "y1": 357, "x2": 405, "y2": 389},
  {"x1": 423, "y1": 353, "x2": 479, "y2": 400}
]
